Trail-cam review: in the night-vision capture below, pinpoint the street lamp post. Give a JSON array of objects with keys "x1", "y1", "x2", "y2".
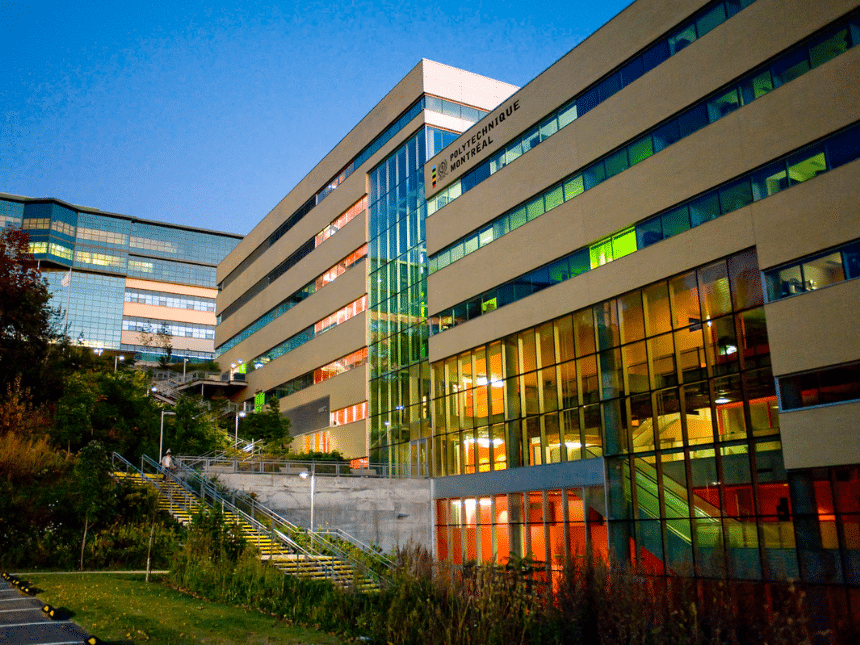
[
  {"x1": 159, "y1": 410, "x2": 176, "y2": 464},
  {"x1": 234, "y1": 411, "x2": 246, "y2": 446},
  {"x1": 299, "y1": 469, "x2": 316, "y2": 544},
  {"x1": 114, "y1": 355, "x2": 125, "y2": 372},
  {"x1": 182, "y1": 357, "x2": 188, "y2": 381}
]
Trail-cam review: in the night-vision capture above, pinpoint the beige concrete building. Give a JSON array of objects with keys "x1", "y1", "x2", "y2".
[
  {"x1": 219, "y1": 0, "x2": 860, "y2": 625},
  {"x1": 215, "y1": 60, "x2": 517, "y2": 458}
]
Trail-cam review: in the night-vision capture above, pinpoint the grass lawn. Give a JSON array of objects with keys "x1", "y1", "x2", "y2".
[{"x1": 24, "y1": 572, "x2": 345, "y2": 645}]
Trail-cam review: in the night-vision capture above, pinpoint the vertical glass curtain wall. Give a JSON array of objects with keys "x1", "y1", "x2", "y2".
[
  {"x1": 431, "y1": 249, "x2": 802, "y2": 582},
  {"x1": 368, "y1": 126, "x2": 459, "y2": 472}
]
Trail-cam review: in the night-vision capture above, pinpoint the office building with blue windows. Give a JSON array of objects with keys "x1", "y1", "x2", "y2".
[
  {"x1": 1, "y1": 193, "x2": 241, "y2": 362},
  {"x1": 218, "y1": 0, "x2": 860, "y2": 626}
]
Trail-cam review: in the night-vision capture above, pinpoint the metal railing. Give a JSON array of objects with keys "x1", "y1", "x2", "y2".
[
  {"x1": 174, "y1": 459, "x2": 389, "y2": 583},
  {"x1": 176, "y1": 456, "x2": 407, "y2": 478},
  {"x1": 113, "y1": 452, "x2": 387, "y2": 586}
]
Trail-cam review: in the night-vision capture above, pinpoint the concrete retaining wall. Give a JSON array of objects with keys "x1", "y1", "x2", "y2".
[{"x1": 214, "y1": 473, "x2": 432, "y2": 553}]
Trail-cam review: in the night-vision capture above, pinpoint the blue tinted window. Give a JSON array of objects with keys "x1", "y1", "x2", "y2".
[
  {"x1": 577, "y1": 87, "x2": 600, "y2": 116},
  {"x1": 826, "y1": 124, "x2": 860, "y2": 168},
  {"x1": 678, "y1": 103, "x2": 710, "y2": 138},
  {"x1": 689, "y1": 193, "x2": 720, "y2": 226},
  {"x1": 719, "y1": 180, "x2": 754, "y2": 213},
  {"x1": 642, "y1": 40, "x2": 670, "y2": 73},
  {"x1": 636, "y1": 217, "x2": 663, "y2": 249},
  {"x1": 653, "y1": 120, "x2": 681, "y2": 152},
  {"x1": 620, "y1": 57, "x2": 644, "y2": 86},
  {"x1": 597, "y1": 74, "x2": 622, "y2": 102}
]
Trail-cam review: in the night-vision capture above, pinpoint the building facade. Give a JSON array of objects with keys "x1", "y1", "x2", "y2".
[
  {"x1": 215, "y1": 60, "x2": 517, "y2": 457},
  {"x1": 1, "y1": 193, "x2": 241, "y2": 363},
  {"x1": 424, "y1": 0, "x2": 860, "y2": 626},
  {"x1": 219, "y1": 0, "x2": 860, "y2": 621}
]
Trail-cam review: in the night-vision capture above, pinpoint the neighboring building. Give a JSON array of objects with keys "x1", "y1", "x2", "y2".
[
  {"x1": 219, "y1": 0, "x2": 860, "y2": 624},
  {"x1": 215, "y1": 60, "x2": 517, "y2": 457},
  {"x1": 0, "y1": 193, "x2": 241, "y2": 363}
]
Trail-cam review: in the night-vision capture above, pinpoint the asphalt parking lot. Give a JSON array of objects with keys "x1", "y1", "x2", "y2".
[{"x1": 0, "y1": 577, "x2": 91, "y2": 645}]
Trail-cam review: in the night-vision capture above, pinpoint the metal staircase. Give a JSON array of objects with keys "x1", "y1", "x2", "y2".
[{"x1": 111, "y1": 453, "x2": 387, "y2": 590}]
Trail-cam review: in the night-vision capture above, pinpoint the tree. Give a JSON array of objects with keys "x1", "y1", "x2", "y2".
[
  {"x1": 238, "y1": 397, "x2": 292, "y2": 451},
  {"x1": 73, "y1": 440, "x2": 118, "y2": 570},
  {"x1": 169, "y1": 394, "x2": 224, "y2": 456},
  {"x1": 0, "y1": 228, "x2": 59, "y2": 396}
]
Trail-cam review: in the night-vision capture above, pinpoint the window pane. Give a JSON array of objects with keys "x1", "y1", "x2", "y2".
[
  {"x1": 643, "y1": 281, "x2": 672, "y2": 336},
  {"x1": 564, "y1": 175, "x2": 585, "y2": 200},
  {"x1": 772, "y1": 49, "x2": 810, "y2": 86},
  {"x1": 843, "y1": 241, "x2": 860, "y2": 279},
  {"x1": 604, "y1": 148, "x2": 629, "y2": 178},
  {"x1": 670, "y1": 271, "x2": 701, "y2": 329},
  {"x1": 739, "y1": 70, "x2": 773, "y2": 105},
  {"x1": 612, "y1": 228, "x2": 637, "y2": 259},
  {"x1": 577, "y1": 87, "x2": 599, "y2": 116},
  {"x1": 654, "y1": 120, "x2": 681, "y2": 152},
  {"x1": 801, "y1": 252, "x2": 845, "y2": 290},
  {"x1": 689, "y1": 193, "x2": 720, "y2": 227},
  {"x1": 558, "y1": 101, "x2": 578, "y2": 128},
  {"x1": 678, "y1": 103, "x2": 709, "y2": 138},
  {"x1": 544, "y1": 185, "x2": 564, "y2": 211},
  {"x1": 583, "y1": 161, "x2": 606, "y2": 190},
  {"x1": 597, "y1": 73, "x2": 622, "y2": 102},
  {"x1": 718, "y1": 179, "x2": 753, "y2": 214},
  {"x1": 661, "y1": 205, "x2": 690, "y2": 238},
  {"x1": 728, "y1": 249, "x2": 764, "y2": 310},
  {"x1": 707, "y1": 88, "x2": 740, "y2": 122},
  {"x1": 825, "y1": 124, "x2": 860, "y2": 169},
  {"x1": 574, "y1": 309, "x2": 596, "y2": 357},
  {"x1": 590, "y1": 238, "x2": 613, "y2": 268},
  {"x1": 819, "y1": 364, "x2": 860, "y2": 405},
  {"x1": 636, "y1": 216, "x2": 663, "y2": 249},
  {"x1": 540, "y1": 116, "x2": 558, "y2": 140},
  {"x1": 669, "y1": 24, "x2": 696, "y2": 55},
  {"x1": 629, "y1": 136, "x2": 654, "y2": 165},
  {"x1": 569, "y1": 248, "x2": 590, "y2": 277},
  {"x1": 642, "y1": 40, "x2": 670, "y2": 73},
  {"x1": 624, "y1": 341, "x2": 649, "y2": 394},
  {"x1": 751, "y1": 162, "x2": 788, "y2": 200},
  {"x1": 509, "y1": 207, "x2": 527, "y2": 231},
  {"x1": 779, "y1": 373, "x2": 819, "y2": 410},
  {"x1": 526, "y1": 196, "x2": 544, "y2": 221},
  {"x1": 699, "y1": 260, "x2": 732, "y2": 320},
  {"x1": 809, "y1": 28, "x2": 849, "y2": 69},
  {"x1": 696, "y1": 3, "x2": 726, "y2": 38},
  {"x1": 787, "y1": 149, "x2": 826, "y2": 185},
  {"x1": 649, "y1": 333, "x2": 677, "y2": 389},
  {"x1": 621, "y1": 57, "x2": 644, "y2": 86},
  {"x1": 618, "y1": 290, "x2": 645, "y2": 343}
]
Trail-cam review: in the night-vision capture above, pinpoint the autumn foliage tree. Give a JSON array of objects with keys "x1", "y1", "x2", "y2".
[{"x1": 0, "y1": 228, "x2": 59, "y2": 396}]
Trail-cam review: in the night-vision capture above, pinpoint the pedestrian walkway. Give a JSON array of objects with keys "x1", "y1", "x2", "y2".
[{"x1": 0, "y1": 577, "x2": 91, "y2": 645}]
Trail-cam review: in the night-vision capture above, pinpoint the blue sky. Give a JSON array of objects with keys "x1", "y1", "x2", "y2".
[{"x1": 2, "y1": 1, "x2": 631, "y2": 235}]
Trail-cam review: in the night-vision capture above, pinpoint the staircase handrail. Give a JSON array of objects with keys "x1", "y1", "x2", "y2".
[
  {"x1": 313, "y1": 528, "x2": 394, "y2": 569},
  {"x1": 176, "y1": 459, "x2": 387, "y2": 584},
  {"x1": 139, "y1": 455, "x2": 322, "y2": 564}
]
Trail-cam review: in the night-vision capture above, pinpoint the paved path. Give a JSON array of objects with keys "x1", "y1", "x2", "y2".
[{"x1": 0, "y1": 578, "x2": 91, "y2": 645}]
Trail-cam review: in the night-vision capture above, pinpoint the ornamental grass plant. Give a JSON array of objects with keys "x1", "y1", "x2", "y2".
[{"x1": 169, "y1": 525, "x2": 828, "y2": 645}]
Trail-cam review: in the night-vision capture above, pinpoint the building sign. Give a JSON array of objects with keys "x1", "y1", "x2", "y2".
[{"x1": 428, "y1": 97, "x2": 522, "y2": 193}]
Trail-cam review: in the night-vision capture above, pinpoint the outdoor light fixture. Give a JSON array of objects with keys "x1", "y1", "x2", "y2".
[
  {"x1": 234, "y1": 411, "x2": 246, "y2": 444},
  {"x1": 159, "y1": 410, "x2": 177, "y2": 464},
  {"x1": 299, "y1": 469, "x2": 316, "y2": 540},
  {"x1": 114, "y1": 355, "x2": 125, "y2": 371}
]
